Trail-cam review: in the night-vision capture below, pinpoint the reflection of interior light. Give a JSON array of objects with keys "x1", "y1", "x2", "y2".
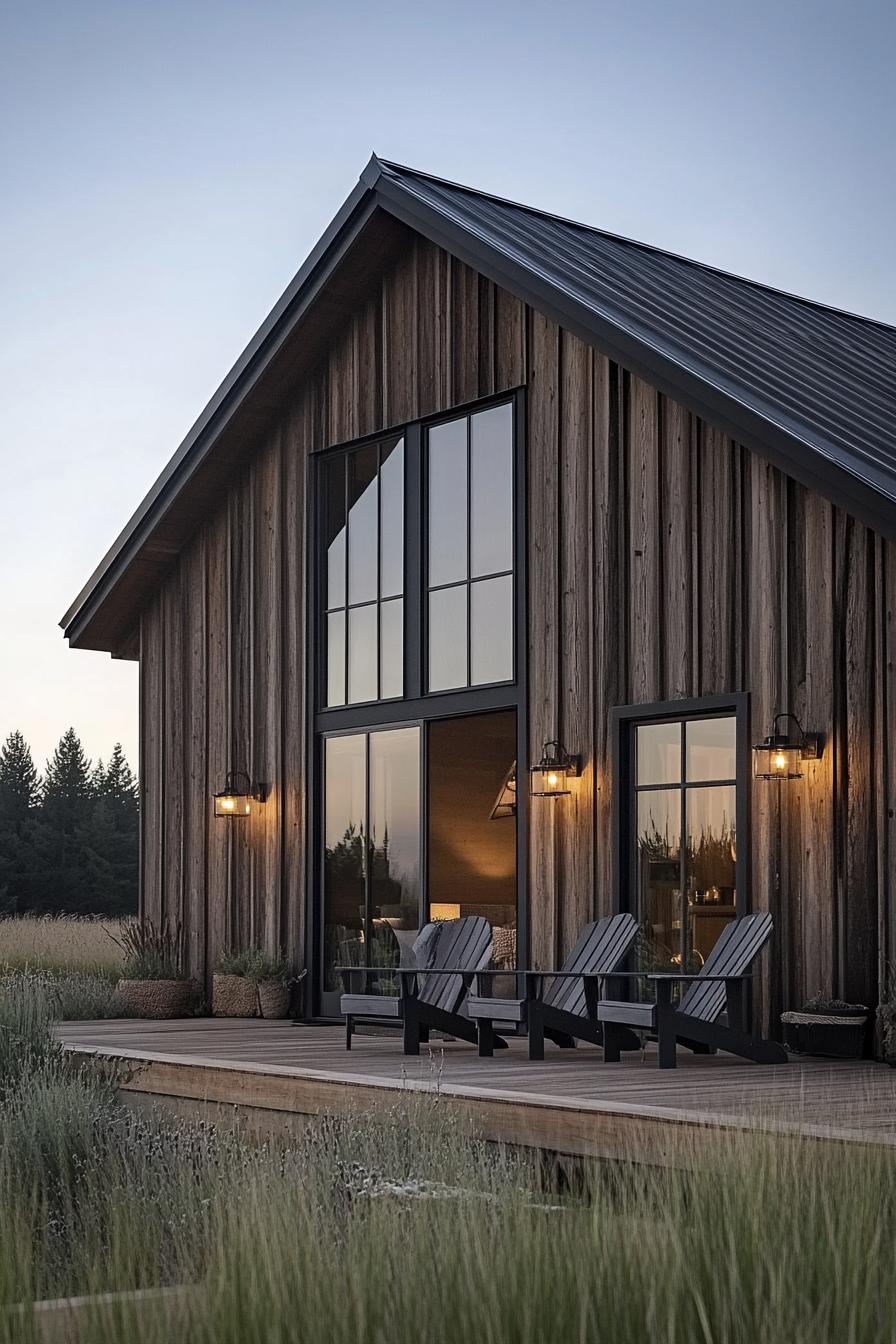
[{"x1": 430, "y1": 903, "x2": 461, "y2": 921}]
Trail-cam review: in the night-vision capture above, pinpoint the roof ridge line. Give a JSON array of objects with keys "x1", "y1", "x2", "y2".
[{"x1": 377, "y1": 156, "x2": 896, "y2": 335}]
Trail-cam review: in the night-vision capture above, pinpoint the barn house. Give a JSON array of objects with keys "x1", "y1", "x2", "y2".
[{"x1": 62, "y1": 157, "x2": 896, "y2": 1031}]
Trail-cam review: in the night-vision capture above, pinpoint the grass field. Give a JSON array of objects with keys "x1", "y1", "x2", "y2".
[
  {"x1": 0, "y1": 913, "x2": 131, "y2": 976},
  {"x1": 1, "y1": 970, "x2": 895, "y2": 1343}
]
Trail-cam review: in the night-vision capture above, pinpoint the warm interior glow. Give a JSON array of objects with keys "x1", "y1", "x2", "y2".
[
  {"x1": 221, "y1": 797, "x2": 236, "y2": 811},
  {"x1": 430, "y1": 903, "x2": 462, "y2": 921},
  {"x1": 773, "y1": 752, "x2": 788, "y2": 771},
  {"x1": 546, "y1": 771, "x2": 560, "y2": 788}
]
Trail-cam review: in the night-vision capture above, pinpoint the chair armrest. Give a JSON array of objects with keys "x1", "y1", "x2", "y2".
[
  {"x1": 645, "y1": 972, "x2": 752, "y2": 982},
  {"x1": 334, "y1": 965, "x2": 400, "y2": 978}
]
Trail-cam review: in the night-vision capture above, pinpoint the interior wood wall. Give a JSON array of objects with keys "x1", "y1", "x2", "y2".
[{"x1": 139, "y1": 233, "x2": 895, "y2": 1021}]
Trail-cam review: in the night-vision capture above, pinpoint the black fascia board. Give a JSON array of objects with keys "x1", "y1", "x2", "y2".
[
  {"x1": 61, "y1": 179, "x2": 378, "y2": 643},
  {"x1": 371, "y1": 173, "x2": 896, "y2": 542}
]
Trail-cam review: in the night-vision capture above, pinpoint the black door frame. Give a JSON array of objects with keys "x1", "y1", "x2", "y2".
[{"x1": 304, "y1": 388, "x2": 528, "y2": 1018}]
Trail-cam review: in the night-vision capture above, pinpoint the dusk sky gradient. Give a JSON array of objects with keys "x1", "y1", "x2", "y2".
[{"x1": 2, "y1": 0, "x2": 894, "y2": 773}]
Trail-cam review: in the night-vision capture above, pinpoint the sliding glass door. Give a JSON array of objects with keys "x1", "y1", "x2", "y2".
[{"x1": 321, "y1": 726, "x2": 420, "y2": 1014}]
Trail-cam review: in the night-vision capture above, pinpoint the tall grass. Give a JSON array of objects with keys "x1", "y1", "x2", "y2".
[
  {"x1": 0, "y1": 914, "x2": 131, "y2": 978},
  {"x1": 1, "y1": 972, "x2": 895, "y2": 1343}
]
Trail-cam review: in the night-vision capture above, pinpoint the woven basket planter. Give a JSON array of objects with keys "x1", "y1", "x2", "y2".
[
  {"x1": 117, "y1": 978, "x2": 197, "y2": 1020},
  {"x1": 257, "y1": 979, "x2": 289, "y2": 1019},
  {"x1": 212, "y1": 974, "x2": 259, "y2": 1018},
  {"x1": 781, "y1": 1008, "x2": 868, "y2": 1059}
]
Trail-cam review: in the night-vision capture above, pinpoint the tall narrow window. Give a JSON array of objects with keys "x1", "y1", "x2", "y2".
[
  {"x1": 323, "y1": 437, "x2": 404, "y2": 706},
  {"x1": 631, "y1": 712, "x2": 739, "y2": 970},
  {"x1": 427, "y1": 403, "x2": 514, "y2": 692}
]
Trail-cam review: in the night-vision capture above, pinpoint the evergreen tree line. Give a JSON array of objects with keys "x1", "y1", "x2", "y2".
[{"x1": 0, "y1": 728, "x2": 138, "y2": 916}]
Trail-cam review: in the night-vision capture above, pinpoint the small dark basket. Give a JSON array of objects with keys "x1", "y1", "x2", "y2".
[{"x1": 782, "y1": 1008, "x2": 867, "y2": 1060}]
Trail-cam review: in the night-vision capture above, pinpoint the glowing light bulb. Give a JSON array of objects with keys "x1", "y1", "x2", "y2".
[
  {"x1": 773, "y1": 752, "x2": 787, "y2": 771},
  {"x1": 221, "y1": 797, "x2": 235, "y2": 811},
  {"x1": 547, "y1": 772, "x2": 559, "y2": 788}
]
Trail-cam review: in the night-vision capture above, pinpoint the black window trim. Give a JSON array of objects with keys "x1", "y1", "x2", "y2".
[
  {"x1": 305, "y1": 387, "x2": 528, "y2": 1017},
  {"x1": 610, "y1": 693, "x2": 751, "y2": 943}
]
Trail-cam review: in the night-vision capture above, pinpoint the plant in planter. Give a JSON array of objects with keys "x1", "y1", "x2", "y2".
[
  {"x1": 213, "y1": 947, "x2": 293, "y2": 1019},
  {"x1": 781, "y1": 991, "x2": 868, "y2": 1059},
  {"x1": 113, "y1": 921, "x2": 198, "y2": 1019}
]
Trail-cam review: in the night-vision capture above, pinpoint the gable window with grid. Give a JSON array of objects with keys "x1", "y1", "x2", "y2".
[{"x1": 318, "y1": 397, "x2": 517, "y2": 711}]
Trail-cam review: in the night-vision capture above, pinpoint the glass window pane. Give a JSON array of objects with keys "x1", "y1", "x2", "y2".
[
  {"x1": 379, "y1": 599, "x2": 403, "y2": 700},
  {"x1": 348, "y1": 446, "x2": 378, "y2": 605},
  {"x1": 326, "y1": 611, "x2": 345, "y2": 707},
  {"x1": 636, "y1": 788, "x2": 681, "y2": 969},
  {"x1": 323, "y1": 455, "x2": 346, "y2": 609},
  {"x1": 348, "y1": 604, "x2": 378, "y2": 704},
  {"x1": 429, "y1": 584, "x2": 468, "y2": 692},
  {"x1": 686, "y1": 716, "x2": 736, "y2": 782},
  {"x1": 471, "y1": 575, "x2": 513, "y2": 685},
  {"x1": 428, "y1": 712, "x2": 517, "y2": 970},
  {"x1": 428, "y1": 417, "x2": 468, "y2": 588},
  {"x1": 686, "y1": 785, "x2": 737, "y2": 965},
  {"x1": 323, "y1": 733, "x2": 367, "y2": 992},
  {"x1": 370, "y1": 728, "x2": 420, "y2": 937},
  {"x1": 471, "y1": 402, "x2": 513, "y2": 578},
  {"x1": 636, "y1": 722, "x2": 681, "y2": 785},
  {"x1": 379, "y1": 438, "x2": 404, "y2": 599}
]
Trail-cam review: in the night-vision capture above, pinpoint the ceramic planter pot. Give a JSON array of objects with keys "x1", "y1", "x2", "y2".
[
  {"x1": 117, "y1": 978, "x2": 197, "y2": 1020},
  {"x1": 212, "y1": 973, "x2": 259, "y2": 1017},
  {"x1": 257, "y1": 979, "x2": 289, "y2": 1019}
]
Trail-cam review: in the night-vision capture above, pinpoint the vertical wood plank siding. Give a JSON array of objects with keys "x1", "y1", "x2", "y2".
[{"x1": 138, "y1": 236, "x2": 895, "y2": 1021}]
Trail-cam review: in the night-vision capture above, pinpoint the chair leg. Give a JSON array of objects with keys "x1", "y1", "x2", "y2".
[
  {"x1": 403, "y1": 1005, "x2": 420, "y2": 1056},
  {"x1": 528, "y1": 1007, "x2": 545, "y2": 1061},
  {"x1": 345, "y1": 1015, "x2": 353, "y2": 1050},
  {"x1": 602, "y1": 1023, "x2": 622, "y2": 1063},
  {"x1": 478, "y1": 1018, "x2": 494, "y2": 1058},
  {"x1": 657, "y1": 1012, "x2": 678, "y2": 1069}
]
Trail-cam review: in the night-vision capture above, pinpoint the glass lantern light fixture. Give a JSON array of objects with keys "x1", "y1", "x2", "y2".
[
  {"x1": 752, "y1": 714, "x2": 823, "y2": 781},
  {"x1": 528, "y1": 739, "x2": 582, "y2": 798},
  {"x1": 213, "y1": 770, "x2": 269, "y2": 818}
]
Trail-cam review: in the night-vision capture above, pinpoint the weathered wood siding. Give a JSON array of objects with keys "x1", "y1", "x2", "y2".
[{"x1": 139, "y1": 234, "x2": 895, "y2": 1019}]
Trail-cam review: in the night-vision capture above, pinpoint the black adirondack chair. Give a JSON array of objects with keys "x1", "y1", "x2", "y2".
[
  {"x1": 466, "y1": 913, "x2": 641, "y2": 1060},
  {"x1": 339, "y1": 916, "x2": 493, "y2": 1056},
  {"x1": 597, "y1": 911, "x2": 788, "y2": 1069}
]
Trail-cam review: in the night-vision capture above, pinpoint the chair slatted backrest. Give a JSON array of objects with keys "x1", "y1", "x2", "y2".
[
  {"x1": 679, "y1": 912, "x2": 774, "y2": 1023},
  {"x1": 544, "y1": 913, "x2": 640, "y2": 1016},
  {"x1": 419, "y1": 917, "x2": 492, "y2": 1013}
]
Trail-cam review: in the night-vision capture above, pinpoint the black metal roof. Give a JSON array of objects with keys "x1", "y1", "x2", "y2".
[
  {"x1": 371, "y1": 157, "x2": 896, "y2": 536},
  {"x1": 62, "y1": 154, "x2": 896, "y2": 651}
]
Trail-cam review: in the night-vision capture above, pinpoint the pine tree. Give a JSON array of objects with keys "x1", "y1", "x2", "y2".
[
  {"x1": 31, "y1": 728, "x2": 94, "y2": 913},
  {"x1": 81, "y1": 744, "x2": 139, "y2": 914},
  {"x1": 0, "y1": 730, "x2": 40, "y2": 912}
]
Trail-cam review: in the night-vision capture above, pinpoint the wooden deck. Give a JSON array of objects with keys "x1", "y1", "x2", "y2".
[{"x1": 56, "y1": 1019, "x2": 896, "y2": 1165}]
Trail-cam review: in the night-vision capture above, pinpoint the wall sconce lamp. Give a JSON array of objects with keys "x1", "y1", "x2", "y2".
[
  {"x1": 213, "y1": 770, "x2": 269, "y2": 817},
  {"x1": 752, "y1": 714, "x2": 823, "y2": 781},
  {"x1": 528, "y1": 740, "x2": 582, "y2": 797}
]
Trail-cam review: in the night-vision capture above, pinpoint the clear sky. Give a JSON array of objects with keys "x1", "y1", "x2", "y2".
[{"x1": 1, "y1": 0, "x2": 894, "y2": 775}]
